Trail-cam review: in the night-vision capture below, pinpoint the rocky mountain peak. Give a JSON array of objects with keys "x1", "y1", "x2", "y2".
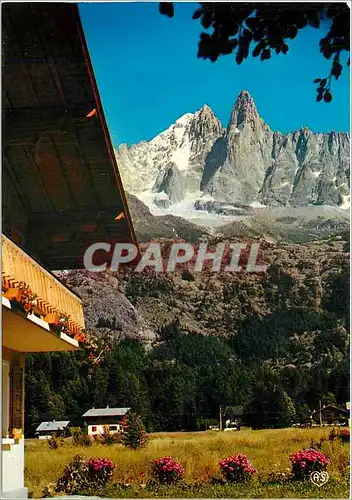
[
  {"x1": 229, "y1": 89, "x2": 260, "y2": 130},
  {"x1": 116, "y1": 91, "x2": 350, "y2": 211},
  {"x1": 189, "y1": 104, "x2": 223, "y2": 139},
  {"x1": 198, "y1": 104, "x2": 214, "y2": 117},
  {"x1": 237, "y1": 89, "x2": 253, "y2": 102}
]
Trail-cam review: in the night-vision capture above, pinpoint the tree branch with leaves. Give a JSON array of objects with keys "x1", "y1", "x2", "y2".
[{"x1": 159, "y1": 2, "x2": 350, "y2": 102}]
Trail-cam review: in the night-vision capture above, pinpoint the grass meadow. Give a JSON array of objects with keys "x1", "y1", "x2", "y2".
[{"x1": 25, "y1": 427, "x2": 350, "y2": 498}]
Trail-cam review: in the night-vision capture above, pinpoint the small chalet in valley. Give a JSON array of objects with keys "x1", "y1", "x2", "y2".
[
  {"x1": 82, "y1": 407, "x2": 131, "y2": 436},
  {"x1": 35, "y1": 420, "x2": 70, "y2": 439},
  {"x1": 311, "y1": 405, "x2": 349, "y2": 426},
  {"x1": 1, "y1": 4, "x2": 136, "y2": 499}
]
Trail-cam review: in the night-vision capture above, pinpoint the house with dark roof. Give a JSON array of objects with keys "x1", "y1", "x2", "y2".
[
  {"x1": 82, "y1": 406, "x2": 131, "y2": 436},
  {"x1": 35, "y1": 420, "x2": 70, "y2": 440},
  {"x1": 311, "y1": 405, "x2": 349, "y2": 426}
]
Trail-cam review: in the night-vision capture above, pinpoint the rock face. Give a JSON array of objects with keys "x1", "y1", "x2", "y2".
[
  {"x1": 116, "y1": 105, "x2": 223, "y2": 203},
  {"x1": 55, "y1": 269, "x2": 156, "y2": 343},
  {"x1": 260, "y1": 129, "x2": 350, "y2": 207},
  {"x1": 152, "y1": 162, "x2": 184, "y2": 203},
  {"x1": 126, "y1": 193, "x2": 210, "y2": 243},
  {"x1": 204, "y1": 91, "x2": 273, "y2": 204},
  {"x1": 116, "y1": 90, "x2": 350, "y2": 209}
]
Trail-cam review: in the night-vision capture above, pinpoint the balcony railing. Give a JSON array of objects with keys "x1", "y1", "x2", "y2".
[{"x1": 1, "y1": 234, "x2": 85, "y2": 337}]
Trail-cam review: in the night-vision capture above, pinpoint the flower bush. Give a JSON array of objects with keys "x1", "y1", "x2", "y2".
[
  {"x1": 328, "y1": 428, "x2": 338, "y2": 441},
  {"x1": 3, "y1": 281, "x2": 38, "y2": 314},
  {"x1": 290, "y1": 448, "x2": 329, "y2": 481},
  {"x1": 47, "y1": 433, "x2": 64, "y2": 449},
  {"x1": 328, "y1": 428, "x2": 349, "y2": 443},
  {"x1": 338, "y1": 428, "x2": 350, "y2": 443},
  {"x1": 87, "y1": 457, "x2": 116, "y2": 488},
  {"x1": 78, "y1": 330, "x2": 111, "y2": 367},
  {"x1": 151, "y1": 456, "x2": 185, "y2": 484},
  {"x1": 55, "y1": 454, "x2": 90, "y2": 495},
  {"x1": 54, "y1": 454, "x2": 115, "y2": 495},
  {"x1": 219, "y1": 454, "x2": 257, "y2": 483},
  {"x1": 18, "y1": 282, "x2": 38, "y2": 313},
  {"x1": 42, "y1": 483, "x2": 56, "y2": 498},
  {"x1": 71, "y1": 427, "x2": 93, "y2": 447}
]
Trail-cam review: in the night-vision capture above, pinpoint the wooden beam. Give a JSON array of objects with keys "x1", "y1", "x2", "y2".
[
  {"x1": 26, "y1": 208, "x2": 126, "y2": 225},
  {"x1": 24, "y1": 234, "x2": 136, "y2": 271},
  {"x1": 74, "y1": 9, "x2": 139, "y2": 249},
  {"x1": 25, "y1": 219, "x2": 132, "y2": 247},
  {"x1": 3, "y1": 105, "x2": 91, "y2": 122},
  {"x1": 3, "y1": 106, "x2": 96, "y2": 144}
]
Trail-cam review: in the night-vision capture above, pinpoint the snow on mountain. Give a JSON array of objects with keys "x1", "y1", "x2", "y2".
[
  {"x1": 115, "y1": 90, "x2": 350, "y2": 221},
  {"x1": 116, "y1": 105, "x2": 222, "y2": 199}
]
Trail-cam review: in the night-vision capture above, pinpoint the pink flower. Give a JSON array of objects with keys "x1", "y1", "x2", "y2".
[
  {"x1": 151, "y1": 456, "x2": 185, "y2": 484},
  {"x1": 219, "y1": 454, "x2": 256, "y2": 483}
]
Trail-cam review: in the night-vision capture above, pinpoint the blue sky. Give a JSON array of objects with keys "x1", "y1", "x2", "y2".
[{"x1": 79, "y1": 2, "x2": 350, "y2": 146}]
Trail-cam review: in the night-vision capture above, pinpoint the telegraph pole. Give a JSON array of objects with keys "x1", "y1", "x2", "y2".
[
  {"x1": 319, "y1": 399, "x2": 322, "y2": 427},
  {"x1": 219, "y1": 405, "x2": 222, "y2": 431}
]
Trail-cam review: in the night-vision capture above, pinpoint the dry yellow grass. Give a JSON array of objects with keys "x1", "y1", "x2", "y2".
[{"x1": 25, "y1": 427, "x2": 350, "y2": 498}]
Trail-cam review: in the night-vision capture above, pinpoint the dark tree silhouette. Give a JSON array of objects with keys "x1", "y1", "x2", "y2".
[{"x1": 159, "y1": 2, "x2": 350, "y2": 102}]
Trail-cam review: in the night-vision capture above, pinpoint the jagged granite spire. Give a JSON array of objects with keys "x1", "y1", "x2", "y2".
[
  {"x1": 189, "y1": 104, "x2": 223, "y2": 139},
  {"x1": 206, "y1": 91, "x2": 273, "y2": 204},
  {"x1": 228, "y1": 90, "x2": 260, "y2": 130}
]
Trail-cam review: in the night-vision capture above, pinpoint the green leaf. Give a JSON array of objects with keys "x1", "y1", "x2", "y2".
[
  {"x1": 286, "y1": 25, "x2": 298, "y2": 39},
  {"x1": 323, "y1": 90, "x2": 332, "y2": 103},
  {"x1": 201, "y1": 12, "x2": 213, "y2": 29},
  {"x1": 242, "y1": 29, "x2": 252, "y2": 39},
  {"x1": 245, "y1": 17, "x2": 257, "y2": 30},
  {"x1": 253, "y1": 42, "x2": 264, "y2": 57},
  {"x1": 192, "y1": 8, "x2": 202, "y2": 20},
  {"x1": 332, "y1": 61, "x2": 342, "y2": 80},
  {"x1": 230, "y1": 39, "x2": 238, "y2": 49},
  {"x1": 159, "y1": 2, "x2": 174, "y2": 18},
  {"x1": 260, "y1": 48, "x2": 271, "y2": 61},
  {"x1": 235, "y1": 52, "x2": 244, "y2": 64}
]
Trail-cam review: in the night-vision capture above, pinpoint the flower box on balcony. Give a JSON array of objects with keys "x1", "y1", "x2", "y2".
[
  {"x1": 29, "y1": 299, "x2": 42, "y2": 316},
  {"x1": 5, "y1": 298, "x2": 27, "y2": 318},
  {"x1": 4, "y1": 287, "x2": 23, "y2": 302},
  {"x1": 44, "y1": 312, "x2": 61, "y2": 326}
]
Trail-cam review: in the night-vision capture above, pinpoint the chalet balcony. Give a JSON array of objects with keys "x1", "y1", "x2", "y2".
[{"x1": 2, "y1": 234, "x2": 84, "y2": 352}]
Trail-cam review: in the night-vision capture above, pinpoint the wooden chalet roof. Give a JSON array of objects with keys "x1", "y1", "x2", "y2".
[
  {"x1": 2, "y1": 3, "x2": 137, "y2": 270},
  {"x1": 311, "y1": 405, "x2": 349, "y2": 416},
  {"x1": 36, "y1": 420, "x2": 70, "y2": 432},
  {"x1": 82, "y1": 407, "x2": 131, "y2": 418}
]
